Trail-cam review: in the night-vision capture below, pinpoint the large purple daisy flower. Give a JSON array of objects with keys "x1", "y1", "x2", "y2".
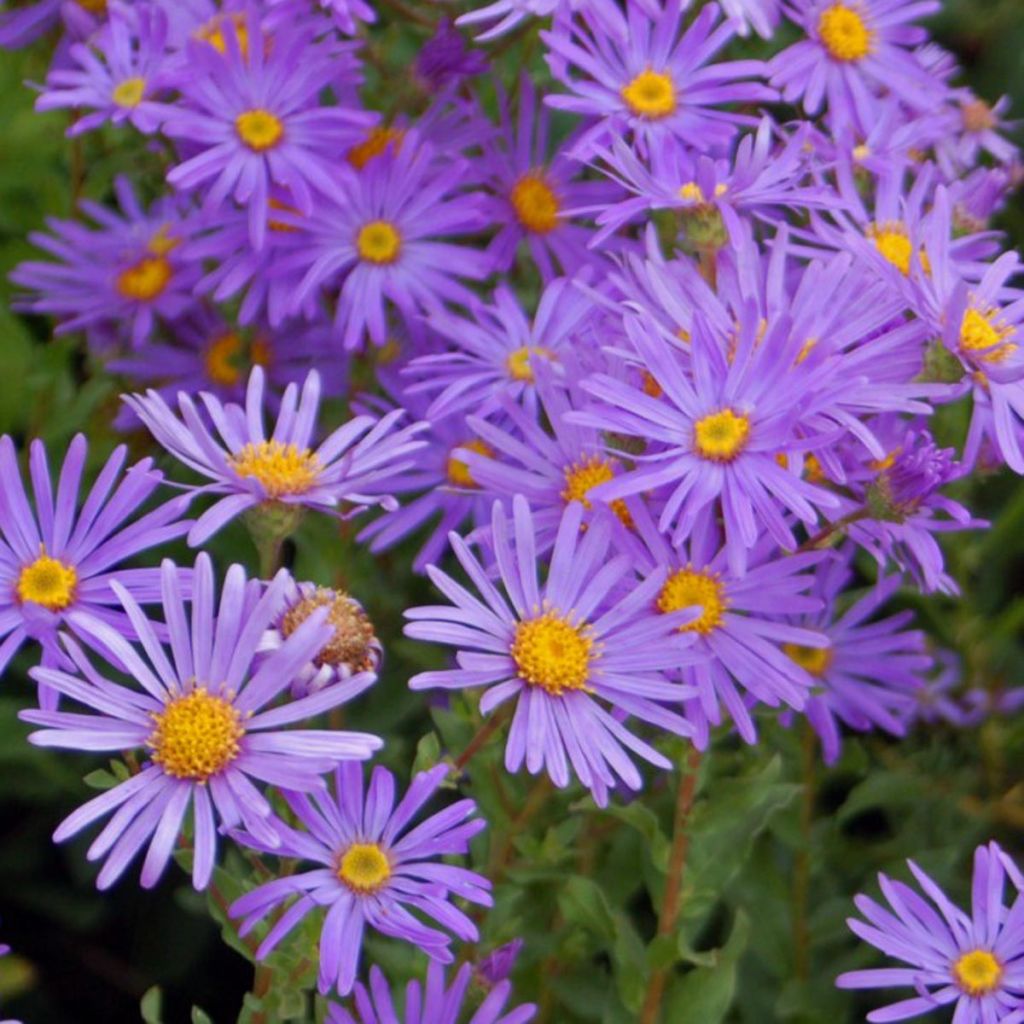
[
  {"x1": 837, "y1": 841, "x2": 1024, "y2": 1023},
  {"x1": 0, "y1": 433, "x2": 190, "y2": 683},
  {"x1": 543, "y1": 0, "x2": 773, "y2": 157},
  {"x1": 328, "y1": 960, "x2": 536, "y2": 1024},
  {"x1": 405, "y1": 496, "x2": 699, "y2": 805},
  {"x1": 230, "y1": 763, "x2": 491, "y2": 996},
  {"x1": 23, "y1": 554, "x2": 381, "y2": 890},
  {"x1": 163, "y1": 14, "x2": 371, "y2": 250},
  {"x1": 124, "y1": 366, "x2": 428, "y2": 545}
]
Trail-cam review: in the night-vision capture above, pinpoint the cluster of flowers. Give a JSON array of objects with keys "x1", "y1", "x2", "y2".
[{"x1": 1, "y1": 0, "x2": 1023, "y2": 1018}]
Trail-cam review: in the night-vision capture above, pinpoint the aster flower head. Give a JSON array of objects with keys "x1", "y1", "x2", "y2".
[
  {"x1": 0, "y1": 433, "x2": 191, "y2": 685},
  {"x1": 283, "y1": 137, "x2": 488, "y2": 351},
  {"x1": 327, "y1": 960, "x2": 536, "y2": 1024},
  {"x1": 23, "y1": 554, "x2": 381, "y2": 890},
  {"x1": 124, "y1": 366, "x2": 429, "y2": 545},
  {"x1": 259, "y1": 578, "x2": 382, "y2": 698},
  {"x1": 837, "y1": 841, "x2": 1024, "y2": 1023},
  {"x1": 163, "y1": 14, "x2": 372, "y2": 250},
  {"x1": 415, "y1": 19, "x2": 489, "y2": 92},
  {"x1": 11, "y1": 176, "x2": 202, "y2": 348},
  {"x1": 405, "y1": 496, "x2": 700, "y2": 806},
  {"x1": 782, "y1": 556, "x2": 933, "y2": 763},
  {"x1": 403, "y1": 276, "x2": 593, "y2": 422},
  {"x1": 480, "y1": 74, "x2": 617, "y2": 282},
  {"x1": 769, "y1": 0, "x2": 944, "y2": 132},
  {"x1": 935, "y1": 90, "x2": 1020, "y2": 179},
  {"x1": 543, "y1": 0, "x2": 774, "y2": 158},
  {"x1": 35, "y1": 2, "x2": 172, "y2": 136},
  {"x1": 230, "y1": 763, "x2": 491, "y2": 996}
]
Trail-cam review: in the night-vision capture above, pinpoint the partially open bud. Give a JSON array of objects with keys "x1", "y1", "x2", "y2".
[{"x1": 867, "y1": 431, "x2": 957, "y2": 523}]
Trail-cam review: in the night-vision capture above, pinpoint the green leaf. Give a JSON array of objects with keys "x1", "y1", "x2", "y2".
[
  {"x1": 411, "y1": 731, "x2": 442, "y2": 776},
  {"x1": 140, "y1": 986, "x2": 163, "y2": 1024},
  {"x1": 191, "y1": 1008, "x2": 214, "y2": 1024}
]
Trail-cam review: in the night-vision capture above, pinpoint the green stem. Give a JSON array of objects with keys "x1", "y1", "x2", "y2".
[
  {"x1": 793, "y1": 722, "x2": 816, "y2": 982},
  {"x1": 639, "y1": 747, "x2": 702, "y2": 1024},
  {"x1": 795, "y1": 507, "x2": 870, "y2": 553}
]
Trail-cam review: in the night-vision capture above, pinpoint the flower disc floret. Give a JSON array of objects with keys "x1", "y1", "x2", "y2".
[
  {"x1": 693, "y1": 408, "x2": 751, "y2": 462},
  {"x1": 446, "y1": 439, "x2": 492, "y2": 488},
  {"x1": 229, "y1": 440, "x2": 321, "y2": 497},
  {"x1": 356, "y1": 220, "x2": 402, "y2": 265},
  {"x1": 337, "y1": 842, "x2": 391, "y2": 894},
  {"x1": 112, "y1": 77, "x2": 146, "y2": 109},
  {"x1": 511, "y1": 611, "x2": 593, "y2": 695},
  {"x1": 656, "y1": 568, "x2": 726, "y2": 635},
  {"x1": 148, "y1": 688, "x2": 244, "y2": 781},
  {"x1": 281, "y1": 588, "x2": 377, "y2": 671},
  {"x1": 817, "y1": 3, "x2": 873, "y2": 61},
  {"x1": 116, "y1": 255, "x2": 172, "y2": 301},
  {"x1": 561, "y1": 456, "x2": 633, "y2": 526},
  {"x1": 510, "y1": 174, "x2": 560, "y2": 234},
  {"x1": 17, "y1": 552, "x2": 78, "y2": 611},
  {"x1": 506, "y1": 345, "x2": 553, "y2": 383},
  {"x1": 952, "y1": 949, "x2": 1003, "y2": 996},
  {"x1": 960, "y1": 307, "x2": 1017, "y2": 364},
  {"x1": 621, "y1": 68, "x2": 677, "y2": 119},
  {"x1": 235, "y1": 109, "x2": 284, "y2": 152}
]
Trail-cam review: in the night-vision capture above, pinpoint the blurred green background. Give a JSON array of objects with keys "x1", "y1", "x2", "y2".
[{"x1": 0, "y1": 1, "x2": 1022, "y2": 1021}]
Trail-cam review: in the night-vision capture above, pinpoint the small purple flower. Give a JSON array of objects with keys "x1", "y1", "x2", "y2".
[
  {"x1": 543, "y1": 0, "x2": 773, "y2": 158},
  {"x1": 35, "y1": 2, "x2": 172, "y2": 136},
  {"x1": 283, "y1": 137, "x2": 488, "y2": 350},
  {"x1": 769, "y1": 0, "x2": 944, "y2": 131},
  {"x1": 124, "y1": 366, "x2": 428, "y2": 545},
  {"x1": 163, "y1": 15, "x2": 372, "y2": 250},
  {"x1": 415, "y1": 19, "x2": 489, "y2": 91},
  {"x1": 23, "y1": 554, "x2": 381, "y2": 890},
  {"x1": 405, "y1": 496, "x2": 699, "y2": 805},
  {"x1": 327, "y1": 960, "x2": 536, "y2": 1024},
  {"x1": 837, "y1": 841, "x2": 1024, "y2": 1023},
  {"x1": 0, "y1": 433, "x2": 190, "y2": 685},
  {"x1": 478, "y1": 939, "x2": 525, "y2": 986},
  {"x1": 11, "y1": 176, "x2": 202, "y2": 348},
  {"x1": 230, "y1": 763, "x2": 491, "y2": 996}
]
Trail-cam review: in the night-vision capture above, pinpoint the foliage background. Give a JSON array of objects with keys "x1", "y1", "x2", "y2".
[{"x1": 0, "y1": 1, "x2": 1022, "y2": 1021}]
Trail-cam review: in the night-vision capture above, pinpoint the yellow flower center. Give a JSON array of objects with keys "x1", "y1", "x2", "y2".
[
  {"x1": 656, "y1": 568, "x2": 727, "y2": 635},
  {"x1": 446, "y1": 439, "x2": 493, "y2": 489},
  {"x1": 960, "y1": 306, "x2": 1017, "y2": 364},
  {"x1": 337, "y1": 842, "x2": 391, "y2": 893},
  {"x1": 229, "y1": 440, "x2": 321, "y2": 497},
  {"x1": 693, "y1": 408, "x2": 751, "y2": 462},
  {"x1": 112, "y1": 77, "x2": 146, "y2": 108},
  {"x1": 961, "y1": 99, "x2": 996, "y2": 134},
  {"x1": 195, "y1": 13, "x2": 249, "y2": 57},
  {"x1": 817, "y1": 4, "x2": 873, "y2": 61},
  {"x1": 868, "y1": 223, "x2": 930, "y2": 277},
  {"x1": 235, "y1": 109, "x2": 284, "y2": 152},
  {"x1": 17, "y1": 552, "x2": 78, "y2": 611},
  {"x1": 621, "y1": 68, "x2": 677, "y2": 119},
  {"x1": 561, "y1": 456, "x2": 633, "y2": 527},
  {"x1": 347, "y1": 126, "x2": 404, "y2": 170},
  {"x1": 205, "y1": 332, "x2": 246, "y2": 386},
  {"x1": 510, "y1": 173, "x2": 560, "y2": 234},
  {"x1": 783, "y1": 642, "x2": 833, "y2": 677},
  {"x1": 148, "y1": 689, "x2": 244, "y2": 781},
  {"x1": 511, "y1": 612, "x2": 593, "y2": 696},
  {"x1": 116, "y1": 255, "x2": 172, "y2": 301},
  {"x1": 952, "y1": 949, "x2": 1003, "y2": 997},
  {"x1": 642, "y1": 371, "x2": 663, "y2": 398},
  {"x1": 804, "y1": 453, "x2": 827, "y2": 483},
  {"x1": 281, "y1": 588, "x2": 377, "y2": 670},
  {"x1": 356, "y1": 220, "x2": 402, "y2": 265},
  {"x1": 506, "y1": 346, "x2": 553, "y2": 383}
]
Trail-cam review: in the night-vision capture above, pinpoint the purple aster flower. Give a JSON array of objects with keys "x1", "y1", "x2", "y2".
[
  {"x1": 584, "y1": 119, "x2": 837, "y2": 247},
  {"x1": 163, "y1": 15, "x2": 372, "y2": 250},
  {"x1": 403, "y1": 277, "x2": 593, "y2": 422},
  {"x1": 230, "y1": 763, "x2": 491, "y2": 996},
  {"x1": 0, "y1": 433, "x2": 191, "y2": 686},
  {"x1": 415, "y1": 19, "x2": 489, "y2": 91},
  {"x1": 837, "y1": 841, "x2": 1024, "y2": 1023},
  {"x1": 11, "y1": 176, "x2": 202, "y2": 348},
  {"x1": 478, "y1": 939, "x2": 525, "y2": 986},
  {"x1": 543, "y1": 0, "x2": 773, "y2": 158},
  {"x1": 769, "y1": 0, "x2": 944, "y2": 132},
  {"x1": 124, "y1": 366, "x2": 429, "y2": 545},
  {"x1": 902, "y1": 651, "x2": 971, "y2": 728},
  {"x1": 258, "y1": 577, "x2": 382, "y2": 698},
  {"x1": 35, "y1": 2, "x2": 172, "y2": 136},
  {"x1": 781, "y1": 555, "x2": 933, "y2": 763},
  {"x1": 480, "y1": 74, "x2": 616, "y2": 281},
  {"x1": 283, "y1": 137, "x2": 488, "y2": 351},
  {"x1": 405, "y1": 496, "x2": 699, "y2": 805},
  {"x1": 617, "y1": 505, "x2": 827, "y2": 747},
  {"x1": 23, "y1": 554, "x2": 381, "y2": 890},
  {"x1": 934, "y1": 91, "x2": 1020, "y2": 179},
  {"x1": 327, "y1": 960, "x2": 536, "y2": 1024}
]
